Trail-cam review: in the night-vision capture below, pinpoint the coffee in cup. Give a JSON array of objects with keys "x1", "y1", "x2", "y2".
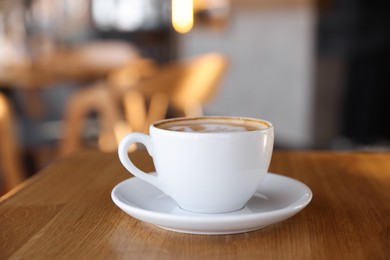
[
  {"x1": 118, "y1": 116, "x2": 274, "y2": 214},
  {"x1": 156, "y1": 117, "x2": 268, "y2": 133}
]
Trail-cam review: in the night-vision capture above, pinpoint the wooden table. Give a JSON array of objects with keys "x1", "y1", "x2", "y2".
[
  {"x1": 0, "y1": 151, "x2": 389, "y2": 259},
  {"x1": 0, "y1": 41, "x2": 140, "y2": 89}
]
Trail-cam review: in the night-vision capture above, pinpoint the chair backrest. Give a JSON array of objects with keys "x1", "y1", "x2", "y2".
[
  {"x1": 122, "y1": 53, "x2": 229, "y2": 132},
  {"x1": 171, "y1": 53, "x2": 229, "y2": 107},
  {"x1": 136, "y1": 52, "x2": 229, "y2": 109}
]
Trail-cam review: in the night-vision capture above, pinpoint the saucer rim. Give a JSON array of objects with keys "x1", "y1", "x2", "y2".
[{"x1": 111, "y1": 172, "x2": 313, "y2": 223}]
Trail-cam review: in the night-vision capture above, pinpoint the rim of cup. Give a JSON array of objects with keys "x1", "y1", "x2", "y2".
[{"x1": 151, "y1": 116, "x2": 274, "y2": 135}]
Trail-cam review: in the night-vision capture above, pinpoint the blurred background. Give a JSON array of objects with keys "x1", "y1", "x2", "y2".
[{"x1": 0, "y1": 0, "x2": 389, "y2": 194}]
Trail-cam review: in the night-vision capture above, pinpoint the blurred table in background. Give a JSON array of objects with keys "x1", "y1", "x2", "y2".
[
  {"x1": 0, "y1": 40, "x2": 141, "y2": 120},
  {"x1": 0, "y1": 41, "x2": 140, "y2": 89}
]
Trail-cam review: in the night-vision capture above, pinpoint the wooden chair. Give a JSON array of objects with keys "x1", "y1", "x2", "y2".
[
  {"x1": 58, "y1": 53, "x2": 228, "y2": 156},
  {"x1": 124, "y1": 52, "x2": 229, "y2": 131},
  {"x1": 0, "y1": 93, "x2": 25, "y2": 192},
  {"x1": 58, "y1": 58, "x2": 158, "y2": 157}
]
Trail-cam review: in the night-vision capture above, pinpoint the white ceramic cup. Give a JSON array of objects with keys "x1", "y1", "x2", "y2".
[{"x1": 118, "y1": 116, "x2": 274, "y2": 214}]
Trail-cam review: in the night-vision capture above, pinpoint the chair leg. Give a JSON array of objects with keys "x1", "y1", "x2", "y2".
[
  {"x1": 123, "y1": 90, "x2": 147, "y2": 133},
  {"x1": 143, "y1": 93, "x2": 169, "y2": 133},
  {"x1": 96, "y1": 89, "x2": 122, "y2": 152},
  {"x1": 59, "y1": 93, "x2": 88, "y2": 157},
  {"x1": 0, "y1": 94, "x2": 25, "y2": 191}
]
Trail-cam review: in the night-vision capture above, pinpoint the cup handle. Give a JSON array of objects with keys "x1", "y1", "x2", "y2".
[{"x1": 118, "y1": 132, "x2": 162, "y2": 191}]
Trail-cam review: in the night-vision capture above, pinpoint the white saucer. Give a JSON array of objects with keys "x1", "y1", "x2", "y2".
[{"x1": 111, "y1": 173, "x2": 312, "y2": 235}]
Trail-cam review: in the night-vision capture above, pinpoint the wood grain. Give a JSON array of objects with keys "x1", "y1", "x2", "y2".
[{"x1": 0, "y1": 151, "x2": 389, "y2": 259}]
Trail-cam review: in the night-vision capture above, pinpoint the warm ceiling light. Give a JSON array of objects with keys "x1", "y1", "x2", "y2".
[{"x1": 172, "y1": 0, "x2": 194, "y2": 34}]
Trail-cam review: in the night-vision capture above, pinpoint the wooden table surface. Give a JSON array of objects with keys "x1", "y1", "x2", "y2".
[{"x1": 1, "y1": 150, "x2": 389, "y2": 259}]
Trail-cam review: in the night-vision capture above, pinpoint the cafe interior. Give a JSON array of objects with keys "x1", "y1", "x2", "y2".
[{"x1": 0, "y1": 0, "x2": 389, "y2": 196}]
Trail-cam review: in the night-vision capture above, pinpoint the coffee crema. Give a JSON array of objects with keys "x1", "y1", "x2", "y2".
[{"x1": 155, "y1": 118, "x2": 269, "y2": 133}]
